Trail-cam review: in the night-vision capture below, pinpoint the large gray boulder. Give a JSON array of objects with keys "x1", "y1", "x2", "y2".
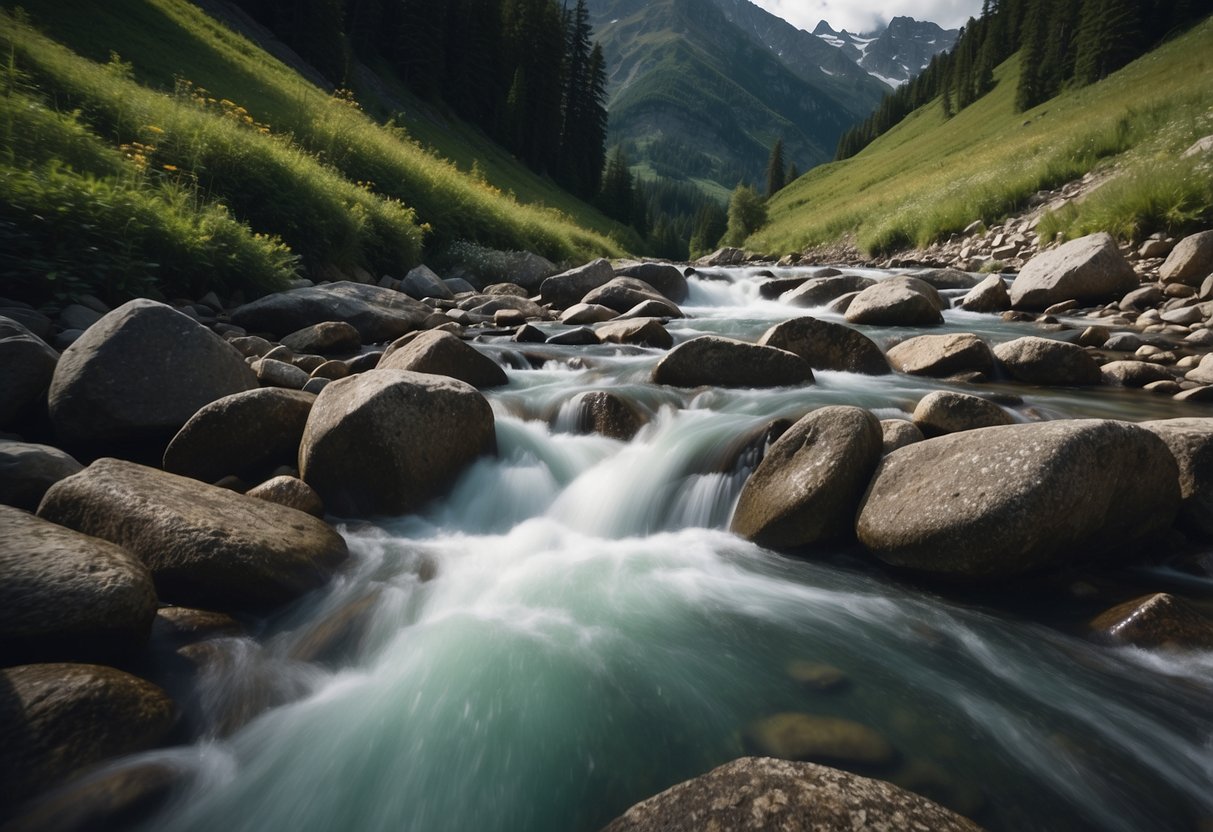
[
  {"x1": 731, "y1": 407, "x2": 883, "y2": 549},
  {"x1": 1159, "y1": 230, "x2": 1213, "y2": 286},
  {"x1": 162, "y1": 388, "x2": 316, "y2": 483},
  {"x1": 0, "y1": 507, "x2": 157, "y2": 661},
  {"x1": 0, "y1": 441, "x2": 83, "y2": 511},
  {"x1": 958, "y1": 274, "x2": 1012, "y2": 312},
  {"x1": 909, "y1": 268, "x2": 980, "y2": 290},
  {"x1": 280, "y1": 321, "x2": 362, "y2": 355},
  {"x1": 1139, "y1": 418, "x2": 1213, "y2": 540},
  {"x1": 47, "y1": 300, "x2": 257, "y2": 454},
  {"x1": 993, "y1": 336, "x2": 1101, "y2": 386},
  {"x1": 615, "y1": 262, "x2": 689, "y2": 303},
  {"x1": 782, "y1": 275, "x2": 876, "y2": 308},
  {"x1": 38, "y1": 459, "x2": 348, "y2": 610},
  {"x1": 398, "y1": 264, "x2": 454, "y2": 300},
  {"x1": 845, "y1": 277, "x2": 944, "y2": 327},
  {"x1": 0, "y1": 316, "x2": 58, "y2": 429},
  {"x1": 652, "y1": 336, "x2": 813, "y2": 388},
  {"x1": 539, "y1": 258, "x2": 615, "y2": 309},
  {"x1": 600, "y1": 757, "x2": 983, "y2": 832},
  {"x1": 596, "y1": 318, "x2": 673, "y2": 348},
  {"x1": 230, "y1": 282, "x2": 430, "y2": 341},
  {"x1": 298, "y1": 369, "x2": 496, "y2": 517},
  {"x1": 378, "y1": 330, "x2": 507, "y2": 388},
  {"x1": 856, "y1": 420, "x2": 1181, "y2": 577},
  {"x1": 886, "y1": 333, "x2": 994, "y2": 378},
  {"x1": 1009, "y1": 233, "x2": 1138, "y2": 309},
  {"x1": 757, "y1": 317, "x2": 890, "y2": 375},
  {"x1": 0, "y1": 664, "x2": 176, "y2": 811},
  {"x1": 583, "y1": 277, "x2": 677, "y2": 315}
]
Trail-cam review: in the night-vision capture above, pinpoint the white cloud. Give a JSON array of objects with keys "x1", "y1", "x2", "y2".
[{"x1": 750, "y1": 0, "x2": 984, "y2": 35}]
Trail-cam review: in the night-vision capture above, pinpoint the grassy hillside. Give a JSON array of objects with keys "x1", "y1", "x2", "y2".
[
  {"x1": 755, "y1": 16, "x2": 1213, "y2": 257},
  {"x1": 1, "y1": 0, "x2": 626, "y2": 306}
]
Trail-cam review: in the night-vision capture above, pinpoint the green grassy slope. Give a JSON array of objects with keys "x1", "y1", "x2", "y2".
[
  {"x1": 2, "y1": 0, "x2": 625, "y2": 307},
  {"x1": 754, "y1": 16, "x2": 1213, "y2": 257}
]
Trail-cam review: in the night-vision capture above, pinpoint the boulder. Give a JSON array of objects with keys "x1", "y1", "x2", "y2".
[
  {"x1": 569, "y1": 392, "x2": 646, "y2": 441},
  {"x1": 856, "y1": 420, "x2": 1181, "y2": 577},
  {"x1": 298, "y1": 369, "x2": 495, "y2": 517},
  {"x1": 1009, "y1": 233, "x2": 1138, "y2": 309},
  {"x1": 547, "y1": 327, "x2": 601, "y2": 346},
  {"x1": 600, "y1": 757, "x2": 982, "y2": 832},
  {"x1": 246, "y1": 475, "x2": 324, "y2": 517},
  {"x1": 845, "y1": 277, "x2": 944, "y2": 327},
  {"x1": 886, "y1": 333, "x2": 994, "y2": 378},
  {"x1": 0, "y1": 316, "x2": 58, "y2": 429},
  {"x1": 47, "y1": 300, "x2": 257, "y2": 455},
  {"x1": 153, "y1": 606, "x2": 243, "y2": 646},
  {"x1": 0, "y1": 506, "x2": 157, "y2": 661},
  {"x1": 378, "y1": 330, "x2": 507, "y2": 389},
  {"x1": 881, "y1": 420, "x2": 924, "y2": 455},
  {"x1": 582, "y1": 277, "x2": 670, "y2": 314},
  {"x1": 0, "y1": 441, "x2": 83, "y2": 511},
  {"x1": 1089, "y1": 592, "x2": 1213, "y2": 650},
  {"x1": 162, "y1": 388, "x2": 315, "y2": 484},
  {"x1": 483, "y1": 283, "x2": 529, "y2": 298},
  {"x1": 0, "y1": 306, "x2": 52, "y2": 341},
  {"x1": 595, "y1": 318, "x2": 672, "y2": 349},
  {"x1": 744, "y1": 714, "x2": 896, "y2": 770},
  {"x1": 252, "y1": 357, "x2": 310, "y2": 390},
  {"x1": 782, "y1": 275, "x2": 877, "y2": 308},
  {"x1": 539, "y1": 259, "x2": 615, "y2": 309},
  {"x1": 560, "y1": 303, "x2": 616, "y2": 325},
  {"x1": 398, "y1": 264, "x2": 454, "y2": 300},
  {"x1": 2, "y1": 758, "x2": 182, "y2": 832},
  {"x1": 464, "y1": 294, "x2": 544, "y2": 319},
  {"x1": 910, "y1": 268, "x2": 980, "y2": 290},
  {"x1": 652, "y1": 336, "x2": 813, "y2": 388},
  {"x1": 730, "y1": 406, "x2": 882, "y2": 549},
  {"x1": 38, "y1": 459, "x2": 348, "y2": 610},
  {"x1": 280, "y1": 321, "x2": 362, "y2": 355},
  {"x1": 958, "y1": 275, "x2": 1012, "y2": 312},
  {"x1": 230, "y1": 282, "x2": 430, "y2": 341},
  {"x1": 618, "y1": 298, "x2": 684, "y2": 319},
  {"x1": 0, "y1": 664, "x2": 175, "y2": 811},
  {"x1": 993, "y1": 336, "x2": 1101, "y2": 386},
  {"x1": 757, "y1": 317, "x2": 890, "y2": 375},
  {"x1": 1159, "y1": 231, "x2": 1213, "y2": 286},
  {"x1": 615, "y1": 262, "x2": 689, "y2": 303},
  {"x1": 1139, "y1": 418, "x2": 1213, "y2": 539},
  {"x1": 912, "y1": 391, "x2": 1013, "y2": 437},
  {"x1": 1101, "y1": 360, "x2": 1173, "y2": 387}
]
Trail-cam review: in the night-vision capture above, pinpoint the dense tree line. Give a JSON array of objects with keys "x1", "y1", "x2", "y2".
[
  {"x1": 836, "y1": 0, "x2": 1208, "y2": 160},
  {"x1": 232, "y1": 0, "x2": 608, "y2": 201}
]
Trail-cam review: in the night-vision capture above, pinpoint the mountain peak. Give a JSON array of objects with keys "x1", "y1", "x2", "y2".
[{"x1": 812, "y1": 20, "x2": 837, "y2": 36}]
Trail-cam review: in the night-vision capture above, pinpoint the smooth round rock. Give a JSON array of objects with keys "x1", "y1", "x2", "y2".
[
  {"x1": 912, "y1": 391, "x2": 1013, "y2": 437},
  {"x1": 857, "y1": 420, "x2": 1181, "y2": 577},
  {"x1": 280, "y1": 321, "x2": 361, "y2": 356},
  {"x1": 230, "y1": 282, "x2": 429, "y2": 341},
  {"x1": 1101, "y1": 360, "x2": 1174, "y2": 387},
  {"x1": 601, "y1": 757, "x2": 983, "y2": 832},
  {"x1": 560, "y1": 303, "x2": 616, "y2": 325},
  {"x1": 782, "y1": 275, "x2": 876, "y2": 308},
  {"x1": 378, "y1": 330, "x2": 507, "y2": 389},
  {"x1": 0, "y1": 316, "x2": 59, "y2": 429},
  {"x1": 595, "y1": 319, "x2": 671, "y2": 348},
  {"x1": 539, "y1": 259, "x2": 615, "y2": 309},
  {"x1": 163, "y1": 388, "x2": 316, "y2": 484},
  {"x1": 0, "y1": 441, "x2": 83, "y2": 511},
  {"x1": 0, "y1": 664, "x2": 176, "y2": 811},
  {"x1": 1089, "y1": 592, "x2": 1213, "y2": 649},
  {"x1": 583, "y1": 277, "x2": 671, "y2": 314},
  {"x1": 653, "y1": 336, "x2": 813, "y2": 388},
  {"x1": 1009, "y1": 233, "x2": 1138, "y2": 309},
  {"x1": 887, "y1": 333, "x2": 994, "y2": 378},
  {"x1": 615, "y1": 262, "x2": 689, "y2": 303},
  {"x1": 1160, "y1": 230, "x2": 1213, "y2": 286},
  {"x1": 298, "y1": 369, "x2": 496, "y2": 518},
  {"x1": 958, "y1": 275, "x2": 1012, "y2": 312},
  {"x1": 880, "y1": 419, "x2": 924, "y2": 455},
  {"x1": 845, "y1": 277, "x2": 944, "y2": 327},
  {"x1": 1139, "y1": 417, "x2": 1213, "y2": 540},
  {"x1": 38, "y1": 458, "x2": 348, "y2": 610},
  {"x1": 0, "y1": 506, "x2": 157, "y2": 660},
  {"x1": 731, "y1": 406, "x2": 882, "y2": 549},
  {"x1": 993, "y1": 336, "x2": 1101, "y2": 386},
  {"x1": 570, "y1": 391, "x2": 646, "y2": 441},
  {"x1": 47, "y1": 300, "x2": 257, "y2": 454},
  {"x1": 758, "y1": 317, "x2": 890, "y2": 375},
  {"x1": 246, "y1": 475, "x2": 324, "y2": 517}
]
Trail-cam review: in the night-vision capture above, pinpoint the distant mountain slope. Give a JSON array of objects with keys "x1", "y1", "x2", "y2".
[
  {"x1": 814, "y1": 17, "x2": 959, "y2": 88},
  {"x1": 584, "y1": 0, "x2": 884, "y2": 192}
]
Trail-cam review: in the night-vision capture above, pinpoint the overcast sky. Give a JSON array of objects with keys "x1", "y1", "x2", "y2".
[{"x1": 751, "y1": 0, "x2": 984, "y2": 35}]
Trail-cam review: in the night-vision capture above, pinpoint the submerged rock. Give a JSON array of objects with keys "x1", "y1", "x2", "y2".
[
  {"x1": 600, "y1": 757, "x2": 983, "y2": 832},
  {"x1": 731, "y1": 406, "x2": 882, "y2": 549},
  {"x1": 0, "y1": 663, "x2": 175, "y2": 811},
  {"x1": 1009, "y1": 233, "x2": 1137, "y2": 309},
  {"x1": 298, "y1": 369, "x2": 495, "y2": 517},
  {"x1": 652, "y1": 336, "x2": 813, "y2": 388},
  {"x1": 758, "y1": 317, "x2": 890, "y2": 375},
  {"x1": 38, "y1": 459, "x2": 348, "y2": 610},
  {"x1": 743, "y1": 714, "x2": 896, "y2": 770},
  {"x1": 857, "y1": 420, "x2": 1181, "y2": 577}
]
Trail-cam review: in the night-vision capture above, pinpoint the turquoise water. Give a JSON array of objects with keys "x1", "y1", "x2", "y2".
[{"x1": 139, "y1": 268, "x2": 1213, "y2": 831}]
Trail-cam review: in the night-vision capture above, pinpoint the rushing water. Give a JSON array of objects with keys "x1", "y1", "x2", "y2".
[{"x1": 138, "y1": 267, "x2": 1213, "y2": 832}]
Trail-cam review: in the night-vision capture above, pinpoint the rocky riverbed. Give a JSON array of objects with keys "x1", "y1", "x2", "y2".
[{"x1": 3, "y1": 229, "x2": 1213, "y2": 831}]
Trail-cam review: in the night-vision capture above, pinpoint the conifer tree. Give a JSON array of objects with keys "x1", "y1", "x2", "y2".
[
  {"x1": 598, "y1": 145, "x2": 633, "y2": 226},
  {"x1": 765, "y1": 139, "x2": 786, "y2": 198}
]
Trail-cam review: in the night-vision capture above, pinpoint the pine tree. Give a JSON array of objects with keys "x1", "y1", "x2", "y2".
[
  {"x1": 765, "y1": 139, "x2": 786, "y2": 198},
  {"x1": 598, "y1": 145, "x2": 633, "y2": 226},
  {"x1": 1015, "y1": 0, "x2": 1046, "y2": 111},
  {"x1": 786, "y1": 161, "x2": 799, "y2": 184},
  {"x1": 689, "y1": 200, "x2": 727, "y2": 256}
]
